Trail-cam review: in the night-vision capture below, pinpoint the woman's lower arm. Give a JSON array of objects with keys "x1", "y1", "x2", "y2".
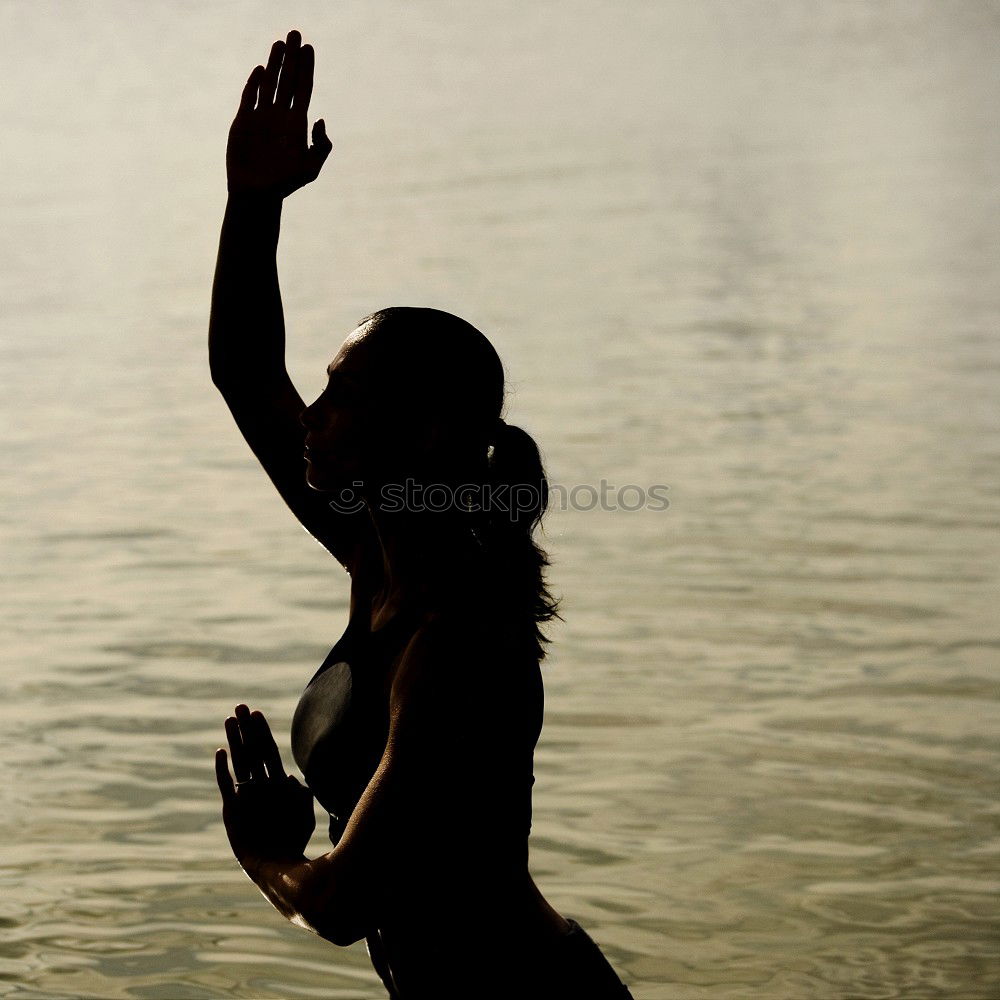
[
  {"x1": 247, "y1": 852, "x2": 363, "y2": 946},
  {"x1": 208, "y1": 193, "x2": 288, "y2": 391},
  {"x1": 245, "y1": 853, "x2": 310, "y2": 921}
]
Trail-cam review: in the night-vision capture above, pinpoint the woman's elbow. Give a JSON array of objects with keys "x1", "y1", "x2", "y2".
[
  {"x1": 208, "y1": 353, "x2": 236, "y2": 396},
  {"x1": 209, "y1": 356, "x2": 251, "y2": 399},
  {"x1": 297, "y1": 902, "x2": 367, "y2": 947},
  {"x1": 293, "y1": 874, "x2": 370, "y2": 947}
]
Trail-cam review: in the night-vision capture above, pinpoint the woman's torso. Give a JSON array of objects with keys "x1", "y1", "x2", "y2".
[{"x1": 289, "y1": 595, "x2": 569, "y2": 994}]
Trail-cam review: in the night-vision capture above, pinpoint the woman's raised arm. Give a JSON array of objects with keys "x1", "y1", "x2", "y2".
[{"x1": 208, "y1": 31, "x2": 365, "y2": 569}]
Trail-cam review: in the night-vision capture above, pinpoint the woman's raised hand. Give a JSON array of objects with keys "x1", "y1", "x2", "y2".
[{"x1": 226, "y1": 30, "x2": 333, "y2": 198}]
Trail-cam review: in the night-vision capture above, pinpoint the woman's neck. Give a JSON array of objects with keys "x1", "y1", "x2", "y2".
[{"x1": 364, "y1": 503, "x2": 481, "y2": 630}]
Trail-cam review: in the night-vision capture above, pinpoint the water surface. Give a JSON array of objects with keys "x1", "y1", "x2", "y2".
[{"x1": 1, "y1": 1, "x2": 998, "y2": 996}]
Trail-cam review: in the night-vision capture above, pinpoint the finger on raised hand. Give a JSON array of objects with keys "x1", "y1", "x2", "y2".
[
  {"x1": 225, "y1": 713, "x2": 253, "y2": 782},
  {"x1": 293, "y1": 44, "x2": 314, "y2": 113},
  {"x1": 252, "y1": 710, "x2": 287, "y2": 779},
  {"x1": 306, "y1": 119, "x2": 333, "y2": 180},
  {"x1": 234, "y1": 703, "x2": 266, "y2": 780},
  {"x1": 275, "y1": 29, "x2": 302, "y2": 110},
  {"x1": 260, "y1": 38, "x2": 285, "y2": 107},
  {"x1": 215, "y1": 747, "x2": 236, "y2": 805},
  {"x1": 237, "y1": 65, "x2": 263, "y2": 117}
]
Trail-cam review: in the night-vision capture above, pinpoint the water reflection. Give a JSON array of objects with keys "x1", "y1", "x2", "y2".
[{"x1": 1, "y1": 0, "x2": 998, "y2": 997}]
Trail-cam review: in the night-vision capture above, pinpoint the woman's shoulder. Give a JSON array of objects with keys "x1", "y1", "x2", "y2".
[
  {"x1": 403, "y1": 604, "x2": 534, "y2": 675},
  {"x1": 392, "y1": 611, "x2": 490, "y2": 696},
  {"x1": 389, "y1": 607, "x2": 540, "y2": 734}
]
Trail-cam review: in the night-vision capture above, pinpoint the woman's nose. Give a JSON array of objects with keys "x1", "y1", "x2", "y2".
[{"x1": 300, "y1": 406, "x2": 316, "y2": 430}]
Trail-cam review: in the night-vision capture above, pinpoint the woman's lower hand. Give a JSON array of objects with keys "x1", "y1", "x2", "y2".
[
  {"x1": 227, "y1": 29, "x2": 333, "y2": 198},
  {"x1": 215, "y1": 704, "x2": 316, "y2": 877}
]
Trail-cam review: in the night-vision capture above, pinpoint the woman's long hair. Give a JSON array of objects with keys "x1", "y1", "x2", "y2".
[
  {"x1": 480, "y1": 418, "x2": 560, "y2": 659},
  {"x1": 359, "y1": 307, "x2": 560, "y2": 659}
]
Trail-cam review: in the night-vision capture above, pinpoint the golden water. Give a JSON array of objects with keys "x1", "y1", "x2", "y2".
[{"x1": 1, "y1": 2, "x2": 998, "y2": 996}]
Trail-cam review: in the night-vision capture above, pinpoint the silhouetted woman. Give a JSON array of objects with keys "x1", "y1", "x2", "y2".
[{"x1": 210, "y1": 30, "x2": 634, "y2": 999}]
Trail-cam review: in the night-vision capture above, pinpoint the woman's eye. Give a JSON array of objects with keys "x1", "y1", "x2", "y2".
[{"x1": 326, "y1": 377, "x2": 360, "y2": 405}]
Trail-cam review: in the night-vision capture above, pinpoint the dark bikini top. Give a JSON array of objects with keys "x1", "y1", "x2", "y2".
[
  {"x1": 290, "y1": 611, "x2": 540, "y2": 859},
  {"x1": 290, "y1": 613, "x2": 411, "y2": 843}
]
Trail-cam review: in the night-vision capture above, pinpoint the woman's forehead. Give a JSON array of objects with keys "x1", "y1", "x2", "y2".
[
  {"x1": 331, "y1": 319, "x2": 424, "y2": 381},
  {"x1": 329, "y1": 325, "x2": 374, "y2": 372}
]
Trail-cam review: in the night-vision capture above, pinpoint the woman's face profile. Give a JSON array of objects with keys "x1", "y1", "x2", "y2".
[
  {"x1": 301, "y1": 330, "x2": 374, "y2": 492},
  {"x1": 302, "y1": 312, "x2": 482, "y2": 494}
]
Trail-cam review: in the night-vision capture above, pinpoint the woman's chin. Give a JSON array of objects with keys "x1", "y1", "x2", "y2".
[
  {"x1": 304, "y1": 463, "x2": 327, "y2": 491},
  {"x1": 305, "y1": 474, "x2": 332, "y2": 492},
  {"x1": 305, "y1": 464, "x2": 354, "y2": 495}
]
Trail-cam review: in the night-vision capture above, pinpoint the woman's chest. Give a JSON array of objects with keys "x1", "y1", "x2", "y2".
[{"x1": 290, "y1": 626, "x2": 411, "y2": 830}]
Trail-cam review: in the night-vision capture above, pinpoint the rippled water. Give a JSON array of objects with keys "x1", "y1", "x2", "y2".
[{"x1": 2, "y1": 1, "x2": 999, "y2": 997}]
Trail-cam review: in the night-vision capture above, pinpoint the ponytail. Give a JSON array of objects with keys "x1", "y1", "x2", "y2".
[{"x1": 482, "y1": 419, "x2": 560, "y2": 658}]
